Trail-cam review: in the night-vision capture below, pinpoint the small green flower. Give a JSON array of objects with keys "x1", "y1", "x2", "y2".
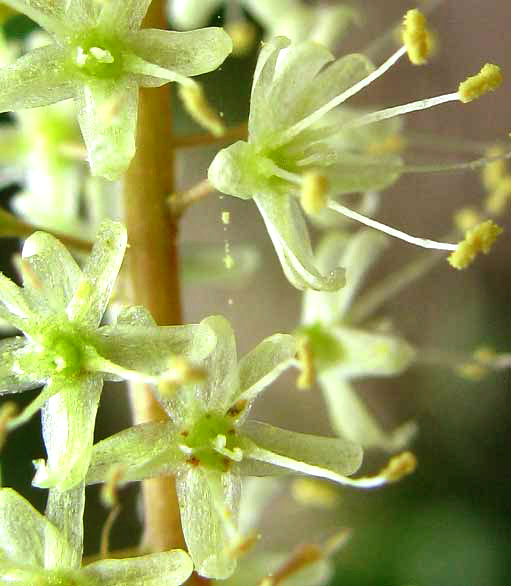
[
  {"x1": 169, "y1": 0, "x2": 359, "y2": 50},
  {"x1": 86, "y1": 315, "x2": 364, "y2": 579},
  {"x1": 0, "y1": 220, "x2": 213, "y2": 489},
  {"x1": 0, "y1": 487, "x2": 194, "y2": 586},
  {"x1": 298, "y1": 230, "x2": 417, "y2": 452},
  {"x1": 0, "y1": 0, "x2": 232, "y2": 179}
]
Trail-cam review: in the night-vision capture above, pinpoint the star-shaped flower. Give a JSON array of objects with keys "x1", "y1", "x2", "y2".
[
  {"x1": 297, "y1": 230, "x2": 417, "y2": 451},
  {"x1": 0, "y1": 487, "x2": 194, "y2": 586},
  {"x1": 208, "y1": 29, "x2": 502, "y2": 289},
  {"x1": 86, "y1": 315, "x2": 369, "y2": 579},
  {"x1": 0, "y1": 219, "x2": 214, "y2": 489},
  {"x1": 169, "y1": 0, "x2": 359, "y2": 50},
  {"x1": 0, "y1": 0, "x2": 232, "y2": 179}
]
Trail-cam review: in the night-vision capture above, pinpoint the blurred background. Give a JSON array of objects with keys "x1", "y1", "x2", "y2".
[{"x1": 0, "y1": 1, "x2": 509, "y2": 585}]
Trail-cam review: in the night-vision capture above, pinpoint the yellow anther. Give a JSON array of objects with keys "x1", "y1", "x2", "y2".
[
  {"x1": 453, "y1": 207, "x2": 481, "y2": 232},
  {"x1": 448, "y1": 220, "x2": 503, "y2": 269},
  {"x1": 367, "y1": 134, "x2": 406, "y2": 155},
  {"x1": 291, "y1": 478, "x2": 340, "y2": 509},
  {"x1": 296, "y1": 335, "x2": 315, "y2": 390},
  {"x1": 178, "y1": 83, "x2": 225, "y2": 137},
  {"x1": 455, "y1": 363, "x2": 487, "y2": 381},
  {"x1": 481, "y1": 146, "x2": 507, "y2": 191},
  {"x1": 381, "y1": 451, "x2": 417, "y2": 483},
  {"x1": 221, "y1": 211, "x2": 231, "y2": 225},
  {"x1": 485, "y1": 176, "x2": 511, "y2": 215},
  {"x1": 300, "y1": 171, "x2": 329, "y2": 215},
  {"x1": 402, "y1": 9, "x2": 434, "y2": 65},
  {"x1": 458, "y1": 63, "x2": 503, "y2": 103},
  {"x1": 225, "y1": 20, "x2": 258, "y2": 57}
]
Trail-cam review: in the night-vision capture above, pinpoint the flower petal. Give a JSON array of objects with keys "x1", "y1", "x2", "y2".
[
  {"x1": 0, "y1": 272, "x2": 33, "y2": 325},
  {"x1": 66, "y1": 220, "x2": 127, "y2": 329},
  {"x1": 127, "y1": 27, "x2": 232, "y2": 83},
  {"x1": 168, "y1": 0, "x2": 223, "y2": 30},
  {"x1": 176, "y1": 467, "x2": 241, "y2": 579},
  {"x1": 98, "y1": 0, "x2": 152, "y2": 31},
  {"x1": 254, "y1": 192, "x2": 345, "y2": 291},
  {"x1": 327, "y1": 325, "x2": 416, "y2": 379},
  {"x1": 0, "y1": 487, "x2": 71, "y2": 568},
  {"x1": 20, "y1": 231, "x2": 81, "y2": 312},
  {"x1": 319, "y1": 372, "x2": 417, "y2": 452},
  {"x1": 0, "y1": 337, "x2": 42, "y2": 394},
  {"x1": 82, "y1": 549, "x2": 194, "y2": 586},
  {"x1": 32, "y1": 374, "x2": 103, "y2": 490},
  {"x1": 87, "y1": 420, "x2": 181, "y2": 485},
  {"x1": 0, "y1": 45, "x2": 74, "y2": 112},
  {"x1": 241, "y1": 421, "x2": 363, "y2": 481},
  {"x1": 0, "y1": 0, "x2": 68, "y2": 35},
  {"x1": 75, "y1": 77, "x2": 138, "y2": 180},
  {"x1": 234, "y1": 334, "x2": 297, "y2": 406}
]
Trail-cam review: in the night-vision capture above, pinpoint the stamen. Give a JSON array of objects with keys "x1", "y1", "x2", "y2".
[
  {"x1": 458, "y1": 63, "x2": 502, "y2": 103},
  {"x1": 402, "y1": 9, "x2": 434, "y2": 65},
  {"x1": 448, "y1": 219, "x2": 503, "y2": 269},
  {"x1": 178, "y1": 83, "x2": 226, "y2": 137},
  {"x1": 275, "y1": 45, "x2": 407, "y2": 147},
  {"x1": 327, "y1": 200, "x2": 457, "y2": 251},
  {"x1": 300, "y1": 171, "x2": 329, "y2": 215}
]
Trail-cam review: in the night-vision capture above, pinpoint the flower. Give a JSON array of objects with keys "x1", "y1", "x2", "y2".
[
  {"x1": 86, "y1": 315, "x2": 372, "y2": 579},
  {"x1": 0, "y1": 219, "x2": 214, "y2": 489},
  {"x1": 0, "y1": 487, "x2": 194, "y2": 586},
  {"x1": 169, "y1": 0, "x2": 359, "y2": 51},
  {"x1": 297, "y1": 230, "x2": 417, "y2": 452},
  {"x1": 208, "y1": 27, "x2": 502, "y2": 290},
  {"x1": 0, "y1": 0, "x2": 232, "y2": 179}
]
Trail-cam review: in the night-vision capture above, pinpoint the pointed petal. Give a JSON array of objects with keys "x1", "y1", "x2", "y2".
[
  {"x1": 0, "y1": 45, "x2": 74, "y2": 112},
  {"x1": 0, "y1": 337, "x2": 42, "y2": 395},
  {"x1": 98, "y1": 0, "x2": 152, "y2": 31},
  {"x1": 327, "y1": 326, "x2": 416, "y2": 379},
  {"x1": 320, "y1": 372, "x2": 417, "y2": 452},
  {"x1": 254, "y1": 193, "x2": 345, "y2": 291},
  {"x1": 21, "y1": 231, "x2": 81, "y2": 312},
  {"x1": 176, "y1": 467, "x2": 240, "y2": 579},
  {"x1": 0, "y1": 487, "x2": 70, "y2": 568},
  {"x1": 32, "y1": 374, "x2": 103, "y2": 490},
  {"x1": 8, "y1": 379, "x2": 61, "y2": 429},
  {"x1": 234, "y1": 334, "x2": 297, "y2": 405},
  {"x1": 241, "y1": 421, "x2": 363, "y2": 481},
  {"x1": 87, "y1": 420, "x2": 181, "y2": 485},
  {"x1": 82, "y1": 549, "x2": 194, "y2": 586},
  {"x1": 0, "y1": 0, "x2": 68, "y2": 36},
  {"x1": 127, "y1": 27, "x2": 232, "y2": 82},
  {"x1": 168, "y1": 0, "x2": 223, "y2": 30},
  {"x1": 75, "y1": 78, "x2": 138, "y2": 180},
  {"x1": 0, "y1": 272, "x2": 33, "y2": 323},
  {"x1": 66, "y1": 220, "x2": 127, "y2": 329},
  {"x1": 44, "y1": 484, "x2": 85, "y2": 569}
]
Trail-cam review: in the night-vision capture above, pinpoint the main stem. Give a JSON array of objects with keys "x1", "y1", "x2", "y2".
[{"x1": 121, "y1": 0, "x2": 184, "y2": 552}]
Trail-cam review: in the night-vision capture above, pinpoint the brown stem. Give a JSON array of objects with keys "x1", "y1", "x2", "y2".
[{"x1": 121, "y1": 0, "x2": 184, "y2": 553}]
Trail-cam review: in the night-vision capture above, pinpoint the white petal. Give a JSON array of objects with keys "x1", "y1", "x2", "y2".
[
  {"x1": 98, "y1": 0, "x2": 152, "y2": 31},
  {"x1": 0, "y1": 337, "x2": 42, "y2": 395},
  {"x1": 66, "y1": 220, "x2": 127, "y2": 329}
]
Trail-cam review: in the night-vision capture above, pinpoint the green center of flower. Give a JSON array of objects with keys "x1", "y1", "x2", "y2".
[
  {"x1": 72, "y1": 32, "x2": 123, "y2": 79},
  {"x1": 296, "y1": 323, "x2": 344, "y2": 371},
  {"x1": 180, "y1": 412, "x2": 243, "y2": 471}
]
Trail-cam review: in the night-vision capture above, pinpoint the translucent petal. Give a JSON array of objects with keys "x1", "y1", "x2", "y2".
[
  {"x1": 32, "y1": 374, "x2": 103, "y2": 490},
  {"x1": 168, "y1": 0, "x2": 223, "y2": 30},
  {"x1": 127, "y1": 28, "x2": 232, "y2": 82},
  {"x1": 66, "y1": 220, "x2": 127, "y2": 329},
  {"x1": 176, "y1": 467, "x2": 241, "y2": 579},
  {"x1": 98, "y1": 0, "x2": 152, "y2": 31},
  {"x1": 8, "y1": 378, "x2": 62, "y2": 429},
  {"x1": 82, "y1": 549, "x2": 194, "y2": 586},
  {"x1": 87, "y1": 420, "x2": 181, "y2": 485},
  {"x1": 0, "y1": 45, "x2": 74, "y2": 112},
  {"x1": 0, "y1": 487, "x2": 71, "y2": 568},
  {"x1": 21, "y1": 231, "x2": 81, "y2": 312},
  {"x1": 0, "y1": 0, "x2": 69, "y2": 35},
  {"x1": 254, "y1": 192, "x2": 345, "y2": 291},
  {"x1": 44, "y1": 484, "x2": 85, "y2": 570},
  {"x1": 302, "y1": 230, "x2": 389, "y2": 325},
  {"x1": 234, "y1": 334, "x2": 297, "y2": 406},
  {"x1": 241, "y1": 421, "x2": 363, "y2": 480},
  {"x1": 75, "y1": 78, "x2": 138, "y2": 180},
  {"x1": 0, "y1": 337, "x2": 42, "y2": 395},
  {"x1": 319, "y1": 372, "x2": 417, "y2": 452},
  {"x1": 0, "y1": 272, "x2": 33, "y2": 321},
  {"x1": 327, "y1": 326, "x2": 416, "y2": 379}
]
